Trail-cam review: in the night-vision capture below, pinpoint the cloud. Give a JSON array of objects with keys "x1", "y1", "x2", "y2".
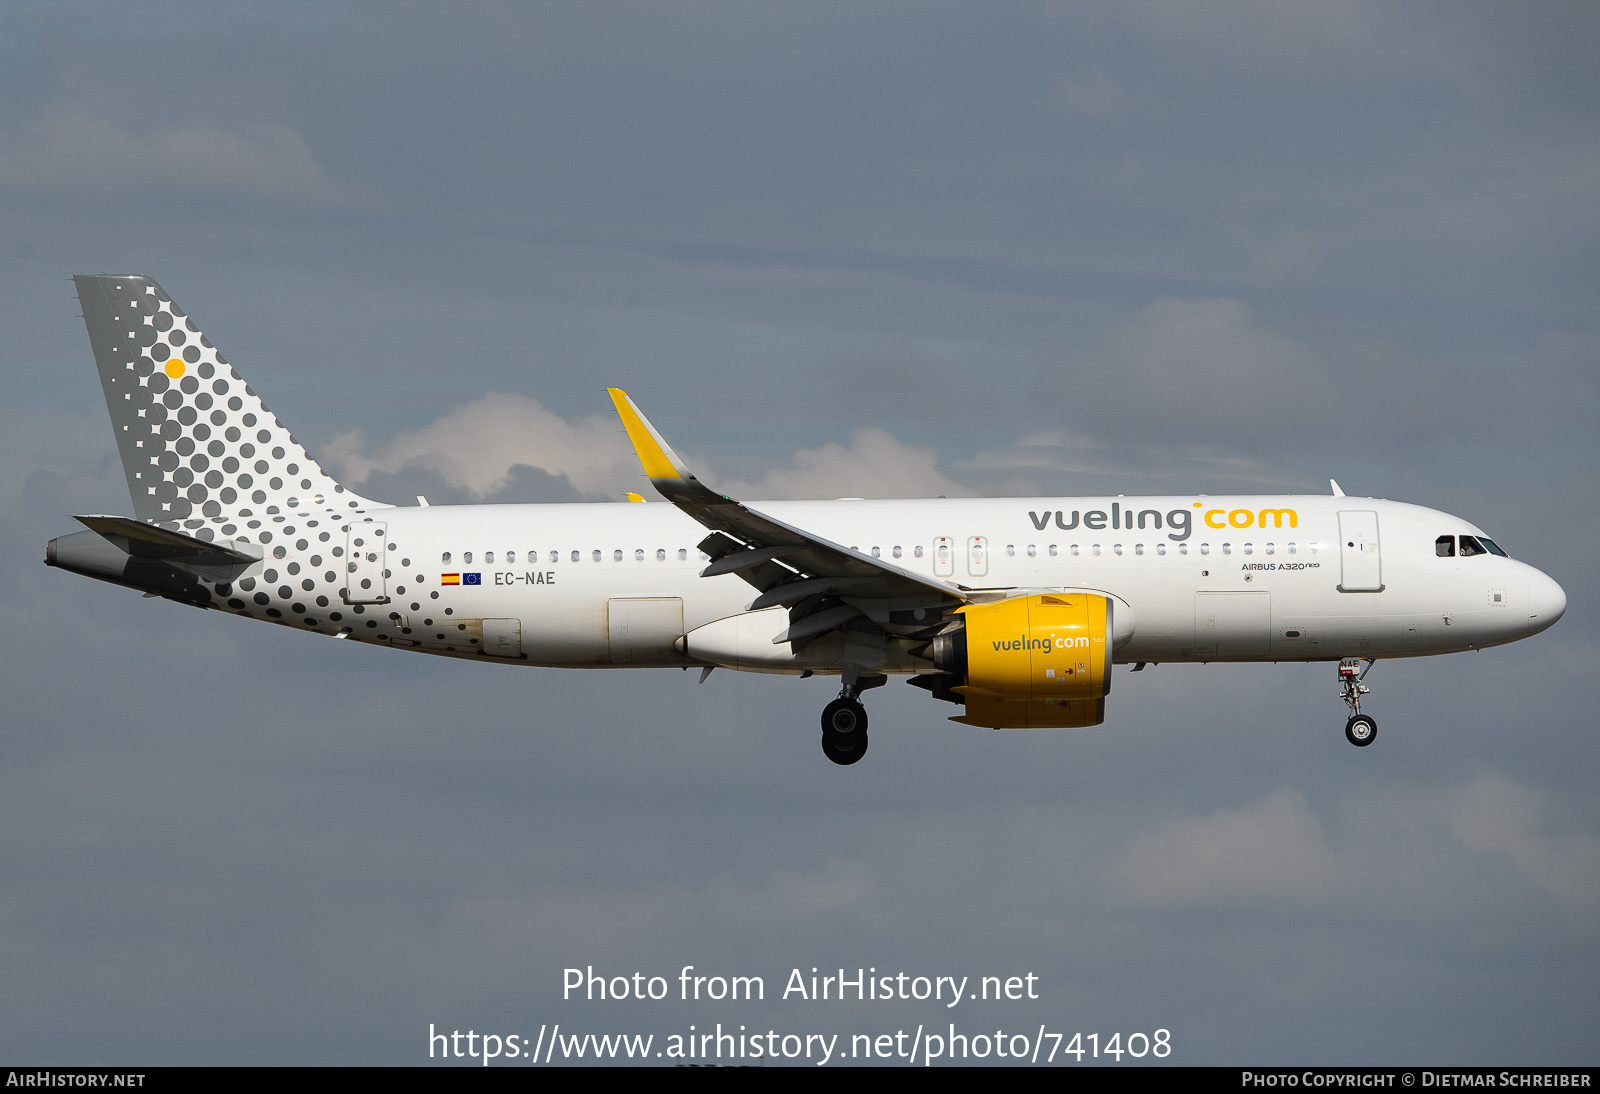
[
  {"x1": 1122, "y1": 1, "x2": 1417, "y2": 84},
  {"x1": 1445, "y1": 775, "x2": 1600, "y2": 913},
  {"x1": 324, "y1": 398, "x2": 977, "y2": 505},
  {"x1": 714, "y1": 427, "x2": 977, "y2": 500},
  {"x1": 1037, "y1": 297, "x2": 1337, "y2": 448},
  {"x1": 0, "y1": 103, "x2": 367, "y2": 207},
  {"x1": 322, "y1": 394, "x2": 638, "y2": 502},
  {"x1": 953, "y1": 429, "x2": 1297, "y2": 491},
  {"x1": 1103, "y1": 778, "x2": 1600, "y2": 917},
  {"x1": 1052, "y1": 70, "x2": 1127, "y2": 121},
  {"x1": 1104, "y1": 788, "x2": 1337, "y2": 907}
]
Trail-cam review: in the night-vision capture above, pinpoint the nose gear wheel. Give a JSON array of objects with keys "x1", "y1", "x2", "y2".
[{"x1": 1345, "y1": 714, "x2": 1377, "y2": 747}]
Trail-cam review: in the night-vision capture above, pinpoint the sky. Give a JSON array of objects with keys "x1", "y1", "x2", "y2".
[{"x1": 0, "y1": 0, "x2": 1596, "y2": 1066}]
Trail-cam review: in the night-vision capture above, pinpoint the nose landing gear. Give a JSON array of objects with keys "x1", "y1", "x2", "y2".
[{"x1": 1339, "y1": 658, "x2": 1377, "y2": 747}]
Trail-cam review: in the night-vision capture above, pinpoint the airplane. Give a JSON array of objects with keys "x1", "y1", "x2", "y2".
[{"x1": 46, "y1": 275, "x2": 1567, "y2": 764}]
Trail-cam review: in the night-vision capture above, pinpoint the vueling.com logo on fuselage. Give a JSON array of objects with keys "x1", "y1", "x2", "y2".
[
  {"x1": 1204, "y1": 506, "x2": 1297, "y2": 530},
  {"x1": 1027, "y1": 502, "x2": 1298, "y2": 541},
  {"x1": 994, "y1": 635, "x2": 1092, "y2": 652}
]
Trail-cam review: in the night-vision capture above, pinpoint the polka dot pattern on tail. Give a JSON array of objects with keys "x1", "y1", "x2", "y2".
[{"x1": 73, "y1": 275, "x2": 387, "y2": 539}]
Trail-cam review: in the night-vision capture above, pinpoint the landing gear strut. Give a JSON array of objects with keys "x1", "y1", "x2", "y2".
[{"x1": 1339, "y1": 658, "x2": 1377, "y2": 747}]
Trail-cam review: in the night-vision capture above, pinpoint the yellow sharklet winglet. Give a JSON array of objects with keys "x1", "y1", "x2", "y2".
[{"x1": 607, "y1": 388, "x2": 688, "y2": 482}]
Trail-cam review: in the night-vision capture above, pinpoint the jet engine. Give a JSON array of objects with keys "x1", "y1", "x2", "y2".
[{"x1": 920, "y1": 592, "x2": 1115, "y2": 729}]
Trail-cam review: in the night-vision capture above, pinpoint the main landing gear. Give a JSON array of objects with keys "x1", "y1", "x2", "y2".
[
  {"x1": 820, "y1": 697, "x2": 868, "y2": 765},
  {"x1": 820, "y1": 675, "x2": 885, "y2": 765},
  {"x1": 1339, "y1": 658, "x2": 1377, "y2": 747}
]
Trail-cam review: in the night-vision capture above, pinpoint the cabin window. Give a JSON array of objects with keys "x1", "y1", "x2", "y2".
[
  {"x1": 1177, "y1": 543, "x2": 1187, "y2": 555},
  {"x1": 506, "y1": 551, "x2": 515, "y2": 564},
  {"x1": 892, "y1": 546, "x2": 902, "y2": 558},
  {"x1": 613, "y1": 549, "x2": 623, "y2": 562},
  {"x1": 1287, "y1": 543, "x2": 1296, "y2": 554},
  {"x1": 484, "y1": 551, "x2": 494, "y2": 564},
  {"x1": 872, "y1": 546, "x2": 881, "y2": 558},
  {"x1": 1221, "y1": 543, "x2": 1232, "y2": 555},
  {"x1": 1134, "y1": 543, "x2": 1145, "y2": 556},
  {"x1": 656, "y1": 548, "x2": 666, "y2": 561},
  {"x1": 463, "y1": 551, "x2": 473, "y2": 564},
  {"x1": 1156, "y1": 543, "x2": 1166, "y2": 556},
  {"x1": 1241, "y1": 543, "x2": 1252, "y2": 556},
  {"x1": 1436, "y1": 535, "x2": 1455, "y2": 557},
  {"x1": 1005, "y1": 544, "x2": 1015, "y2": 557},
  {"x1": 914, "y1": 545, "x2": 924, "y2": 559},
  {"x1": 1200, "y1": 543, "x2": 1210, "y2": 555},
  {"x1": 1264, "y1": 543, "x2": 1274, "y2": 555},
  {"x1": 1071, "y1": 544, "x2": 1080, "y2": 557},
  {"x1": 1027, "y1": 544, "x2": 1037, "y2": 557},
  {"x1": 571, "y1": 550, "x2": 580, "y2": 562},
  {"x1": 678, "y1": 549, "x2": 688, "y2": 561},
  {"x1": 1113, "y1": 544, "x2": 1123, "y2": 556},
  {"x1": 1092, "y1": 544, "x2": 1102, "y2": 556},
  {"x1": 635, "y1": 549, "x2": 644, "y2": 561},
  {"x1": 549, "y1": 551, "x2": 558, "y2": 563},
  {"x1": 1048, "y1": 544, "x2": 1058, "y2": 557}
]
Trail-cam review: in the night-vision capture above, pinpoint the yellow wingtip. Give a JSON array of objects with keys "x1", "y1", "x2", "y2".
[{"x1": 607, "y1": 387, "x2": 684, "y2": 481}]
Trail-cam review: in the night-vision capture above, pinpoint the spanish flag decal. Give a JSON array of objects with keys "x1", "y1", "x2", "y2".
[{"x1": 441, "y1": 573, "x2": 461, "y2": 585}]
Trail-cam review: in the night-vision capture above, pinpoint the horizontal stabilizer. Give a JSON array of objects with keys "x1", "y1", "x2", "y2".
[{"x1": 75, "y1": 514, "x2": 260, "y2": 581}]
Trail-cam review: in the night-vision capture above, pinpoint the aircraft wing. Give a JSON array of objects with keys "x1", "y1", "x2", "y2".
[{"x1": 607, "y1": 389, "x2": 966, "y2": 645}]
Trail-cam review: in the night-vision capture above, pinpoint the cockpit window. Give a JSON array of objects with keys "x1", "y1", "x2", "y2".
[
  {"x1": 1459, "y1": 535, "x2": 1487, "y2": 557},
  {"x1": 1479, "y1": 537, "x2": 1508, "y2": 557},
  {"x1": 1436, "y1": 535, "x2": 1455, "y2": 557}
]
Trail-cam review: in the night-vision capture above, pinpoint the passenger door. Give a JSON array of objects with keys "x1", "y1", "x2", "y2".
[
  {"x1": 344, "y1": 521, "x2": 388, "y2": 604},
  {"x1": 1338, "y1": 511, "x2": 1383, "y2": 592}
]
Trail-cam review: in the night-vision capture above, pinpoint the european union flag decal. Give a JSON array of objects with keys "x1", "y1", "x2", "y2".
[{"x1": 462, "y1": 573, "x2": 482, "y2": 585}]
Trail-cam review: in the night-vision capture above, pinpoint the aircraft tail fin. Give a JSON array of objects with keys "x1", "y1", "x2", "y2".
[{"x1": 72, "y1": 274, "x2": 383, "y2": 535}]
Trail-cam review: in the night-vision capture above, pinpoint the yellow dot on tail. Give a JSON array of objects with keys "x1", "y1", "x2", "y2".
[{"x1": 164, "y1": 359, "x2": 185, "y2": 379}]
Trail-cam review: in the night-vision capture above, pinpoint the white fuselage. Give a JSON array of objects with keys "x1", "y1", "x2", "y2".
[{"x1": 234, "y1": 494, "x2": 1564, "y2": 673}]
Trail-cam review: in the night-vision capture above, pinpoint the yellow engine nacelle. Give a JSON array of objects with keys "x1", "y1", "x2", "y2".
[{"x1": 930, "y1": 593, "x2": 1112, "y2": 729}]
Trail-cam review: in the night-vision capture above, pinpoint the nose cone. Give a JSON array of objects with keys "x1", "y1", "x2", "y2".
[{"x1": 1526, "y1": 568, "x2": 1567, "y2": 635}]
